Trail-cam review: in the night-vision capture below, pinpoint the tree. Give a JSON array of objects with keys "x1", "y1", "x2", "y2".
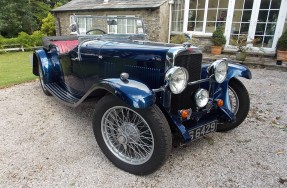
[
  {"x1": 0, "y1": 0, "x2": 71, "y2": 37},
  {"x1": 41, "y1": 13, "x2": 56, "y2": 36}
]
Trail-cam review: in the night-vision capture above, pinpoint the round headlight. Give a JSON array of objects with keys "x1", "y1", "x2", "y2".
[
  {"x1": 195, "y1": 89, "x2": 209, "y2": 108},
  {"x1": 215, "y1": 61, "x2": 228, "y2": 83},
  {"x1": 208, "y1": 60, "x2": 228, "y2": 83},
  {"x1": 165, "y1": 67, "x2": 189, "y2": 94}
]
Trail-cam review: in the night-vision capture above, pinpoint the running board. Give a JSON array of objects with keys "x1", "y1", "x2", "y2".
[{"x1": 45, "y1": 82, "x2": 82, "y2": 107}]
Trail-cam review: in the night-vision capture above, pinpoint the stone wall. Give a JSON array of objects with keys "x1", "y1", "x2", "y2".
[{"x1": 53, "y1": 3, "x2": 170, "y2": 42}]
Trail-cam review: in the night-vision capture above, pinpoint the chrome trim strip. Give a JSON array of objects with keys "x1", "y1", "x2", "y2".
[{"x1": 187, "y1": 78, "x2": 210, "y2": 86}]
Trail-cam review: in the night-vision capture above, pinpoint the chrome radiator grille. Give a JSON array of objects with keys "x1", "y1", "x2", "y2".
[{"x1": 170, "y1": 53, "x2": 203, "y2": 115}]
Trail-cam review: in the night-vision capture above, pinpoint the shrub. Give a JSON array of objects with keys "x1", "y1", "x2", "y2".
[
  {"x1": 31, "y1": 31, "x2": 45, "y2": 46},
  {"x1": 0, "y1": 31, "x2": 45, "y2": 49},
  {"x1": 18, "y1": 32, "x2": 32, "y2": 47},
  {"x1": 277, "y1": 29, "x2": 287, "y2": 51},
  {"x1": 41, "y1": 13, "x2": 56, "y2": 36},
  {"x1": 170, "y1": 34, "x2": 187, "y2": 44},
  {"x1": 211, "y1": 26, "x2": 226, "y2": 46}
]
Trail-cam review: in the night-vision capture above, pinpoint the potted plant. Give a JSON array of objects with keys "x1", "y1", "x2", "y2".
[
  {"x1": 211, "y1": 26, "x2": 226, "y2": 55},
  {"x1": 230, "y1": 35, "x2": 250, "y2": 61},
  {"x1": 276, "y1": 29, "x2": 287, "y2": 64}
]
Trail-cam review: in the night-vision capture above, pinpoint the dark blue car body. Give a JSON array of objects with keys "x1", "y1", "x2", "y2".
[{"x1": 32, "y1": 34, "x2": 251, "y2": 144}]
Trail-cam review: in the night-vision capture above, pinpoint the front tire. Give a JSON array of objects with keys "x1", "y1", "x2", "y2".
[
  {"x1": 217, "y1": 78, "x2": 250, "y2": 132},
  {"x1": 93, "y1": 95, "x2": 172, "y2": 175}
]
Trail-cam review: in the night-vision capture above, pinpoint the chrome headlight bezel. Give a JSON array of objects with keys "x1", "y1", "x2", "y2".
[
  {"x1": 165, "y1": 66, "x2": 189, "y2": 94},
  {"x1": 208, "y1": 60, "x2": 228, "y2": 83}
]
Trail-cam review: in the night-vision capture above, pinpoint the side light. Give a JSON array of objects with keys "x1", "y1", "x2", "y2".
[
  {"x1": 194, "y1": 89, "x2": 209, "y2": 108},
  {"x1": 217, "y1": 99, "x2": 224, "y2": 107}
]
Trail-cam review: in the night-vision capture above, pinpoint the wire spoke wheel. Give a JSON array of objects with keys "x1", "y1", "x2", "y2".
[
  {"x1": 101, "y1": 106, "x2": 154, "y2": 165},
  {"x1": 228, "y1": 86, "x2": 239, "y2": 114},
  {"x1": 217, "y1": 78, "x2": 250, "y2": 132}
]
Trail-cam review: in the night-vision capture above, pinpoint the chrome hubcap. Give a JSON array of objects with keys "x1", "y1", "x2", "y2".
[{"x1": 101, "y1": 106, "x2": 154, "y2": 165}]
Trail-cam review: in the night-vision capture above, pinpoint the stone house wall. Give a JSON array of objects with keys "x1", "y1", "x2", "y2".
[{"x1": 53, "y1": 2, "x2": 170, "y2": 42}]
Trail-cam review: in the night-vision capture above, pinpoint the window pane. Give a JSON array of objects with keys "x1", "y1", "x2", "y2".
[
  {"x1": 270, "y1": 0, "x2": 281, "y2": 9},
  {"x1": 86, "y1": 18, "x2": 93, "y2": 31},
  {"x1": 217, "y1": 10, "x2": 227, "y2": 21},
  {"x1": 263, "y1": 36, "x2": 273, "y2": 47},
  {"x1": 259, "y1": 0, "x2": 270, "y2": 9},
  {"x1": 188, "y1": 22, "x2": 195, "y2": 31},
  {"x1": 194, "y1": 22, "x2": 203, "y2": 32},
  {"x1": 127, "y1": 19, "x2": 135, "y2": 34},
  {"x1": 233, "y1": 10, "x2": 243, "y2": 22},
  {"x1": 258, "y1": 10, "x2": 269, "y2": 22},
  {"x1": 268, "y1": 10, "x2": 279, "y2": 22},
  {"x1": 240, "y1": 23, "x2": 250, "y2": 34},
  {"x1": 189, "y1": 0, "x2": 197, "y2": 9},
  {"x1": 206, "y1": 22, "x2": 215, "y2": 32},
  {"x1": 117, "y1": 19, "x2": 126, "y2": 34},
  {"x1": 208, "y1": 0, "x2": 219, "y2": 8},
  {"x1": 109, "y1": 25, "x2": 116, "y2": 33},
  {"x1": 198, "y1": 0, "x2": 205, "y2": 9},
  {"x1": 207, "y1": 10, "x2": 217, "y2": 21},
  {"x1": 78, "y1": 18, "x2": 85, "y2": 28},
  {"x1": 196, "y1": 10, "x2": 205, "y2": 20},
  {"x1": 255, "y1": 23, "x2": 265, "y2": 35},
  {"x1": 244, "y1": 0, "x2": 254, "y2": 9},
  {"x1": 171, "y1": 0, "x2": 184, "y2": 32},
  {"x1": 219, "y1": 0, "x2": 228, "y2": 8},
  {"x1": 266, "y1": 23, "x2": 276, "y2": 35},
  {"x1": 242, "y1": 10, "x2": 252, "y2": 22}
]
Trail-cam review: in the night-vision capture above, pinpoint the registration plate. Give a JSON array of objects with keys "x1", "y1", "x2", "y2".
[{"x1": 188, "y1": 121, "x2": 217, "y2": 141}]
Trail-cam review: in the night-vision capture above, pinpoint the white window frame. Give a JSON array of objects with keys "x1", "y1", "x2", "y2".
[
  {"x1": 107, "y1": 15, "x2": 136, "y2": 34},
  {"x1": 69, "y1": 15, "x2": 92, "y2": 35},
  {"x1": 182, "y1": 0, "x2": 231, "y2": 37},
  {"x1": 176, "y1": 0, "x2": 287, "y2": 53},
  {"x1": 224, "y1": 0, "x2": 287, "y2": 53}
]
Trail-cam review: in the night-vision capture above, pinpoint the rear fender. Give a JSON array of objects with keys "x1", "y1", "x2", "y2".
[{"x1": 88, "y1": 79, "x2": 156, "y2": 109}]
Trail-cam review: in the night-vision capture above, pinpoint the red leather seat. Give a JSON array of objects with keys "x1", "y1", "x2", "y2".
[{"x1": 51, "y1": 40, "x2": 78, "y2": 54}]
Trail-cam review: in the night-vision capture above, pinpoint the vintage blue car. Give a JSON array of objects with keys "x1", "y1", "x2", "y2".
[{"x1": 32, "y1": 15, "x2": 251, "y2": 175}]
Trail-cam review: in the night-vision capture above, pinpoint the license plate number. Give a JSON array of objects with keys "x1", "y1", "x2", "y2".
[{"x1": 188, "y1": 121, "x2": 217, "y2": 141}]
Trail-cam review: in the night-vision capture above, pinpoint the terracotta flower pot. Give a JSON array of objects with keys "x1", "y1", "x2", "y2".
[
  {"x1": 277, "y1": 50, "x2": 287, "y2": 61},
  {"x1": 211, "y1": 46, "x2": 222, "y2": 55}
]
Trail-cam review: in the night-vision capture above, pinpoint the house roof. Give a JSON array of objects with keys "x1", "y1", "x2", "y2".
[{"x1": 52, "y1": 0, "x2": 168, "y2": 12}]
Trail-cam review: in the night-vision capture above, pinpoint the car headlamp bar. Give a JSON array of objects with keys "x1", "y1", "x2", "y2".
[{"x1": 187, "y1": 77, "x2": 210, "y2": 86}]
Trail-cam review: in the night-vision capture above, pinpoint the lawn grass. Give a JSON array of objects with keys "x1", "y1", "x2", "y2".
[{"x1": 0, "y1": 52, "x2": 37, "y2": 88}]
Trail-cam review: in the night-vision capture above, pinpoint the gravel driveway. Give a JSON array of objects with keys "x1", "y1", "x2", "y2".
[{"x1": 0, "y1": 68, "x2": 287, "y2": 188}]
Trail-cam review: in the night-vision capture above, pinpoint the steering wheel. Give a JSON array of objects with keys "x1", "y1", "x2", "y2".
[{"x1": 86, "y1": 28, "x2": 106, "y2": 35}]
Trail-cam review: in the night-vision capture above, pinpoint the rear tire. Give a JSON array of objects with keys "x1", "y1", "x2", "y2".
[
  {"x1": 93, "y1": 95, "x2": 172, "y2": 175},
  {"x1": 38, "y1": 63, "x2": 51, "y2": 96},
  {"x1": 217, "y1": 78, "x2": 250, "y2": 132}
]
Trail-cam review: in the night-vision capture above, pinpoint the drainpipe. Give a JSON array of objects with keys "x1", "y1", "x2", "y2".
[{"x1": 168, "y1": 0, "x2": 174, "y2": 43}]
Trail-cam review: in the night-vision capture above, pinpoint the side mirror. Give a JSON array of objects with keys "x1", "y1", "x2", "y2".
[{"x1": 70, "y1": 24, "x2": 77, "y2": 32}]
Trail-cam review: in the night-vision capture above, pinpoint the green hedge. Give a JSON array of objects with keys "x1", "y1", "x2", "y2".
[{"x1": 0, "y1": 31, "x2": 45, "y2": 49}]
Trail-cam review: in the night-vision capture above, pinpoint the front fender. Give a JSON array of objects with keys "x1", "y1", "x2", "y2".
[
  {"x1": 201, "y1": 62, "x2": 251, "y2": 120},
  {"x1": 88, "y1": 79, "x2": 156, "y2": 109},
  {"x1": 214, "y1": 63, "x2": 251, "y2": 114},
  {"x1": 226, "y1": 63, "x2": 252, "y2": 80},
  {"x1": 33, "y1": 48, "x2": 55, "y2": 84}
]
